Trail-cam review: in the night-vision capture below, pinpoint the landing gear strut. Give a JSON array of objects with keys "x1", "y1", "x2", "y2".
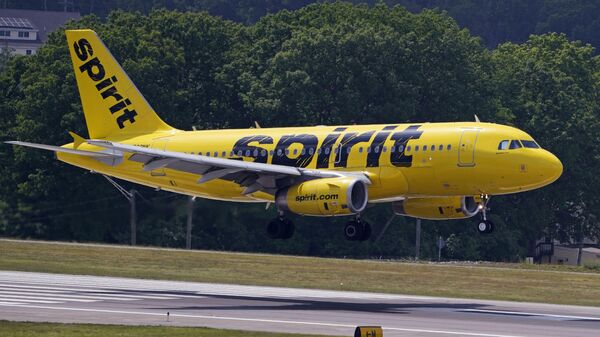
[
  {"x1": 344, "y1": 217, "x2": 371, "y2": 242},
  {"x1": 477, "y1": 194, "x2": 494, "y2": 234},
  {"x1": 267, "y1": 216, "x2": 294, "y2": 239}
]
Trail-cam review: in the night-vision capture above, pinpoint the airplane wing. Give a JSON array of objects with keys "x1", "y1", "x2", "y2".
[
  {"x1": 5, "y1": 141, "x2": 120, "y2": 158},
  {"x1": 87, "y1": 140, "x2": 371, "y2": 196}
]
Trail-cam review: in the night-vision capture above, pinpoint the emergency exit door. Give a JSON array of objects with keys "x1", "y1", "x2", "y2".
[{"x1": 458, "y1": 129, "x2": 479, "y2": 167}]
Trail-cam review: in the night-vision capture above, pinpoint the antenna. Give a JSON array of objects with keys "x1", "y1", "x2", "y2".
[{"x1": 474, "y1": 115, "x2": 481, "y2": 123}]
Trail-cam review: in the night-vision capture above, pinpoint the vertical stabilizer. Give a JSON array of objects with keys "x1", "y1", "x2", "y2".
[{"x1": 65, "y1": 29, "x2": 174, "y2": 139}]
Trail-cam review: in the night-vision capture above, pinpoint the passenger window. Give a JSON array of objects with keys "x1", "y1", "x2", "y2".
[
  {"x1": 366, "y1": 147, "x2": 371, "y2": 153},
  {"x1": 390, "y1": 146, "x2": 395, "y2": 153},
  {"x1": 199, "y1": 152, "x2": 203, "y2": 156},
  {"x1": 277, "y1": 149, "x2": 282, "y2": 156},
  {"x1": 325, "y1": 148, "x2": 330, "y2": 155},
  {"x1": 398, "y1": 144, "x2": 405, "y2": 152},
  {"x1": 309, "y1": 148, "x2": 314, "y2": 155},
  {"x1": 285, "y1": 149, "x2": 290, "y2": 155},
  {"x1": 423, "y1": 145, "x2": 428, "y2": 151},
  {"x1": 293, "y1": 149, "x2": 298, "y2": 155},
  {"x1": 261, "y1": 150, "x2": 266, "y2": 156},
  {"x1": 521, "y1": 140, "x2": 540, "y2": 148},
  {"x1": 447, "y1": 144, "x2": 451, "y2": 151},
  {"x1": 374, "y1": 146, "x2": 380, "y2": 153},
  {"x1": 438, "y1": 144, "x2": 443, "y2": 151},
  {"x1": 229, "y1": 151, "x2": 234, "y2": 157},
  {"x1": 346, "y1": 147, "x2": 351, "y2": 154},
  {"x1": 359, "y1": 147, "x2": 363, "y2": 153},
  {"x1": 498, "y1": 140, "x2": 509, "y2": 150},
  {"x1": 383, "y1": 146, "x2": 387, "y2": 153},
  {"x1": 206, "y1": 152, "x2": 211, "y2": 157},
  {"x1": 317, "y1": 148, "x2": 322, "y2": 155},
  {"x1": 431, "y1": 145, "x2": 435, "y2": 152},
  {"x1": 253, "y1": 149, "x2": 258, "y2": 157},
  {"x1": 237, "y1": 150, "x2": 242, "y2": 156},
  {"x1": 415, "y1": 145, "x2": 419, "y2": 151},
  {"x1": 301, "y1": 148, "x2": 306, "y2": 155},
  {"x1": 509, "y1": 140, "x2": 522, "y2": 149},
  {"x1": 245, "y1": 150, "x2": 250, "y2": 156}
]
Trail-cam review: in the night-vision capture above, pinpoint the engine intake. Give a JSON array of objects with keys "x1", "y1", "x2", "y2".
[
  {"x1": 393, "y1": 196, "x2": 481, "y2": 220},
  {"x1": 276, "y1": 177, "x2": 368, "y2": 216}
]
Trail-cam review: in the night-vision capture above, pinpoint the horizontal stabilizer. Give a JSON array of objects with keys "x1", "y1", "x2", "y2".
[{"x1": 5, "y1": 141, "x2": 119, "y2": 158}]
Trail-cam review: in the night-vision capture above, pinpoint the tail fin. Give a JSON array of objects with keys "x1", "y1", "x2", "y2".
[{"x1": 65, "y1": 29, "x2": 174, "y2": 139}]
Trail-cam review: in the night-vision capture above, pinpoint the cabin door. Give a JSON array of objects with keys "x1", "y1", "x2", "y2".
[{"x1": 458, "y1": 129, "x2": 479, "y2": 167}]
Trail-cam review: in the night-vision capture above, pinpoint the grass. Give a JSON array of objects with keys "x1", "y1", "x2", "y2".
[
  {"x1": 0, "y1": 321, "x2": 339, "y2": 337},
  {"x1": 1, "y1": 239, "x2": 600, "y2": 306}
]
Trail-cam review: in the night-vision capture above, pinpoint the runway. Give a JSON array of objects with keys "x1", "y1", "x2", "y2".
[{"x1": 0, "y1": 271, "x2": 599, "y2": 337}]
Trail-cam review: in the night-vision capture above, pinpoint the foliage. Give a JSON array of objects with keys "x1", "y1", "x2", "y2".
[{"x1": 0, "y1": 3, "x2": 598, "y2": 261}]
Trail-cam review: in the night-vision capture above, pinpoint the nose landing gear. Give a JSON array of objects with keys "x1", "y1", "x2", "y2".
[
  {"x1": 344, "y1": 217, "x2": 371, "y2": 241},
  {"x1": 477, "y1": 194, "x2": 494, "y2": 234}
]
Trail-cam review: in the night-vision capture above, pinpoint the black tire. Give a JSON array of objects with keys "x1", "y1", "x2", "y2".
[
  {"x1": 267, "y1": 218, "x2": 284, "y2": 239},
  {"x1": 344, "y1": 220, "x2": 363, "y2": 241},
  {"x1": 484, "y1": 220, "x2": 494, "y2": 234},
  {"x1": 359, "y1": 221, "x2": 372, "y2": 241},
  {"x1": 281, "y1": 218, "x2": 295, "y2": 239},
  {"x1": 477, "y1": 220, "x2": 494, "y2": 234}
]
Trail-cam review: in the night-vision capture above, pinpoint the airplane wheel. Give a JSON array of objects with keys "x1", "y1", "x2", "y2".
[
  {"x1": 267, "y1": 217, "x2": 294, "y2": 239},
  {"x1": 359, "y1": 221, "x2": 372, "y2": 241},
  {"x1": 477, "y1": 220, "x2": 494, "y2": 234},
  {"x1": 345, "y1": 219, "x2": 369, "y2": 241}
]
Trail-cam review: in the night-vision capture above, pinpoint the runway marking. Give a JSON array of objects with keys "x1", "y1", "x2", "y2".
[
  {"x1": 0, "y1": 294, "x2": 98, "y2": 303},
  {"x1": 0, "y1": 298, "x2": 61, "y2": 304},
  {"x1": 0, "y1": 290, "x2": 137, "y2": 301},
  {"x1": 459, "y1": 309, "x2": 600, "y2": 321},
  {"x1": 0, "y1": 303, "x2": 528, "y2": 337},
  {"x1": 0, "y1": 286, "x2": 180, "y2": 300}
]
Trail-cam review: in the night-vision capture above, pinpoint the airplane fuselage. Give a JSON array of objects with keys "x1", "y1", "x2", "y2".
[{"x1": 58, "y1": 121, "x2": 562, "y2": 203}]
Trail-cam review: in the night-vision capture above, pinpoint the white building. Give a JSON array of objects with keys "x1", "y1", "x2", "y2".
[{"x1": 0, "y1": 9, "x2": 80, "y2": 56}]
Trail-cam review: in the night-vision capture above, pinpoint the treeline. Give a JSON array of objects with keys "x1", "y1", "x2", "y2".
[
  {"x1": 3, "y1": 1, "x2": 600, "y2": 51},
  {"x1": 0, "y1": 3, "x2": 599, "y2": 260}
]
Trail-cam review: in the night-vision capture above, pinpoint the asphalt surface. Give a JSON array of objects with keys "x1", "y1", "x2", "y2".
[{"x1": 0, "y1": 271, "x2": 599, "y2": 337}]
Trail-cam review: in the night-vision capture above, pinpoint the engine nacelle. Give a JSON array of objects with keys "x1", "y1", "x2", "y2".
[
  {"x1": 276, "y1": 177, "x2": 368, "y2": 216},
  {"x1": 393, "y1": 196, "x2": 481, "y2": 220}
]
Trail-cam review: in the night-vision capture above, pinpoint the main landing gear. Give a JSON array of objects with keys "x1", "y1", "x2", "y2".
[
  {"x1": 477, "y1": 194, "x2": 494, "y2": 234},
  {"x1": 266, "y1": 215, "x2": 295, "y2": 239},
  {"x1": 344, "y1": 217, "x2": 372, "y2": 242}
]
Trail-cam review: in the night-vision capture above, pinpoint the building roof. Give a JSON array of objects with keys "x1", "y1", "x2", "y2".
[
  {"x1": 0, "y1": 17, "x2": 36, "y2": 30},
  {"x1": 0, "y1": 9, "x2": 80, "y2": 42}
]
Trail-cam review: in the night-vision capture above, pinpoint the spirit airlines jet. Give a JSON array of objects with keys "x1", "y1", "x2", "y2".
[{"x1": 7, "y1": 30, "x2": 563, "y2": 241}]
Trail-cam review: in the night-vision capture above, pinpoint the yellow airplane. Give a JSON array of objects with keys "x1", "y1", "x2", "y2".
[{"x1": 7, "y1": 29, "x2": 563, "y2": 241}]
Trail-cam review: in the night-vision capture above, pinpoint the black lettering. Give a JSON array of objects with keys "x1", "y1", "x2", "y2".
[
  {"x1": 317, "y1": 127, "x2": 347, "y2": 168},
  {"x1": 367, "y1": 125, "x2": 397, "y2": 167},
  {"x1": 95, "y1": 76, "x2": 117, "y2": 91},
  {"x1": 232, "y1": 135, "x2": 273, "y2": 163},
  {"x1": 272, "y1": 134, "x2": 318, "y2": 167},
  {"x1": 79, "y1": 57, "x2": 105, "y2": 81},
  {"x1": 100, "y1": 86, "x2": 123, "y2": 102},
  {"x1": 109, "y1": 98, "x2": 131, "y2": 114},
  {"x1": 390, "y1": 125, "x2": 423, "y2": 167},
  {"x1": 334, "y1": 130, "x2": 375, "y2": 168},
  {"x1": 74, "y1": 38, "x2": 93, "y2": 61},
  {"x1": 116, "y1": 108, "x2": 137, "y2": 129}
]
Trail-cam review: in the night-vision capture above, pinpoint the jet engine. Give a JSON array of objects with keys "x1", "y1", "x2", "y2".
[
  {"x1": 393, "y1": 196, "x2": 481, "y2": 220},
  {"x1": 275, "y1": 177, "x2": 368, "y2": 216}
]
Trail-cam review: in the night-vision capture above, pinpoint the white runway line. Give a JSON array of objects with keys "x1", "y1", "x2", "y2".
[
  {"x1": 0, "y1": 294, "x2": 98, "y2": 303},
  {"x1": 0, "y1": 290, "x2": 137, "y2": 301},
  {"x1": 0, "y1": 298, "x2": 61, "y2": 304},
  {"x1": 0, "y1": 303, "x2": 528, "y2": 337},
  {"x1": 0, "y1": 283, "x2": 205, "y2": 300}
]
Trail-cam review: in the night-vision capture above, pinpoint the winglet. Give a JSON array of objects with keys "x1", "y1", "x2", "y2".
[{"x1": 69, "y1": 131, "x2": 85, "y2": 148}]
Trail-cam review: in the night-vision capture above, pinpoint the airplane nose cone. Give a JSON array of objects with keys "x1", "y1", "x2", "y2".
[{"x1": 545, "y1": 151, "x2": 563, "y2": 183}]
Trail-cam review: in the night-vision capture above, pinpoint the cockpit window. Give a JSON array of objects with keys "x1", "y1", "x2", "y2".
[
  {"x1": 521, "y1": 140, "x2": 540, "y2": 148},
  {"x1": 509, "y1": 140, "x2": 522, "y2": 149},
  {"x1": 498, "y1": 140, "x2": 509, "y2": 150}
]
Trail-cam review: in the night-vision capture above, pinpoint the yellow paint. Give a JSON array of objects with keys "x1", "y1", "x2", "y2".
[{"x1": 54, "y1": 30, "x2": 562, "y2": 209}]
